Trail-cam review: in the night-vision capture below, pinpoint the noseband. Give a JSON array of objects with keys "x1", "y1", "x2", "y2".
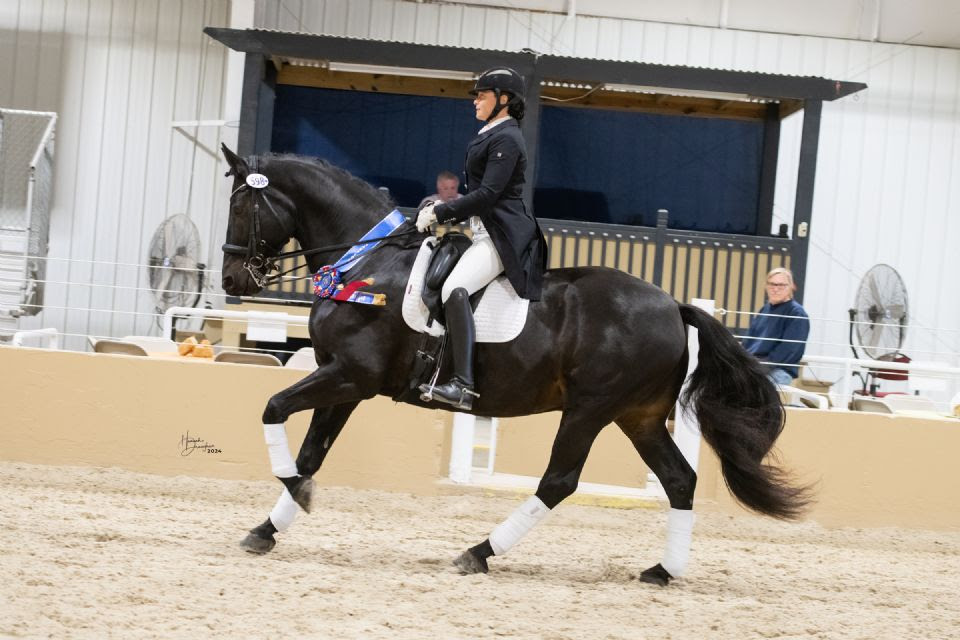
[{"x1": 222, "y1": 156, "x2": 298, "y2": 287}]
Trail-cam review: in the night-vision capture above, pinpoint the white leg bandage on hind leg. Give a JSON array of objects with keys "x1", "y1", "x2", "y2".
[
  {"x1": 263, "y1": 423, "x2": 298, "y2": 478},
  {"x1": 488, "y1": 496, "x2": 551, "y2": 555},
  {"x1": 269, "y1": 489, "x2": 298, "y2": 532},
  {"x1": 660, "y1": 508, "x2": 696, "y2": 578}
]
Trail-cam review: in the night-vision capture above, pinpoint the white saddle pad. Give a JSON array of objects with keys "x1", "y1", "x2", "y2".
[{"x1": 401, "y1": 238, "x2": 529, "y2": 343}]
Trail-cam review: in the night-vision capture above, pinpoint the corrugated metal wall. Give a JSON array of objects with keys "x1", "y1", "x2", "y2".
[
  {"x1": 255, "y1": 0, "x2": 960, "y2": 367},
  {"x1": 1, "y1": 0, "x2": 232, "y2": 349}
]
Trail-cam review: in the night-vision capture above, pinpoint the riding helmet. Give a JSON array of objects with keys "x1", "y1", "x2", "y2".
[{"x1": 470, "y1": 67, "x2": 526, "y2": 99}]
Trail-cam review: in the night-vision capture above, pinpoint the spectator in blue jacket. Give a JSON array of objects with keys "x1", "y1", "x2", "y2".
[{"x1": 743, "y1": 267, "x2": 810, "y2": 386}]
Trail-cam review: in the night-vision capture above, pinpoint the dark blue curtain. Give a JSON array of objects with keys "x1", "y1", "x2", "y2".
[
  {"x1": 272, "y1": 85, "x2": 765, "y2": 233},
  {"x1": 535, "y1": 105, "x2": 764, "y2": 233},
  {"x1": 272, "y1": 85, "x2": 476, "y2": 207}
]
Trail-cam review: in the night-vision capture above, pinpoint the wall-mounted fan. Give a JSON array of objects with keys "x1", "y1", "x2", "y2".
[
  {"x1": 848, "y1": 263, "x2": 909, "y2": 395},
  {"x1": 146, "y1": 214, "x2": 205, "y2": 316}
]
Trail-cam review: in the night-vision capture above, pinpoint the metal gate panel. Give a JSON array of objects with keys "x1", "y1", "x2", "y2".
[{"x1": 0, "y1": 109, "x2": 57, "y2": 327}]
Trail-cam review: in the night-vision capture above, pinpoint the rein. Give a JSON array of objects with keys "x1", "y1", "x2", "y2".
[
  {"x1": 265, "y1": 229, "x2": 421, "y2": 285},
  {"x1": 223, "y1": 159, "x2": 419, "y2": 287}
]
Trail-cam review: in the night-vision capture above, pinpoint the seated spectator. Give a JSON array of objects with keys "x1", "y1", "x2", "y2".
[
  {"x1": 418, "y1": 170, "x2": 462, "y2": 208},
  {"x1": 743, "y1": 267, "x2": 810, "y2": 386}
]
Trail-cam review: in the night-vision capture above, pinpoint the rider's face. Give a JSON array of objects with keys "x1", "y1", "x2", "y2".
[{"x1": 473, "y1": 90, "x2": 506, "y2": 122}]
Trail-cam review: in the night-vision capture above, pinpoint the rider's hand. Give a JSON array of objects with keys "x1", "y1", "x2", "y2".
[{"x1": 416, "y1": 203, "x2": 437, "y2": 232}]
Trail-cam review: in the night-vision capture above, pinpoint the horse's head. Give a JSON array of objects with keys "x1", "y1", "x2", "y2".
[{"x1": 220, "y1": 144, "x2": 298, "y2": 296}]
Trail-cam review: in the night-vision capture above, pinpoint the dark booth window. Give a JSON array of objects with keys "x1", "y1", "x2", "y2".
[
  {"x1": 535, "y1": 105, "x2": 765, "y2": 233},
  {"x1": 272, "y1": 85, "x2": 766, "y2": 234},
  {"x1": 272, "y1": 85, "x2": 476, "y2": 207}
]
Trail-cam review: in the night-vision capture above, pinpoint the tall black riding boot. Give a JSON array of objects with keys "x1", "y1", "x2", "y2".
[{"x1": 420, "y1": 287, "x2": 478, "y2": 410}]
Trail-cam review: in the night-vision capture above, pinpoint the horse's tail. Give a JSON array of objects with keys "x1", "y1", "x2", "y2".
[{"x1": 678, "y1": 303, "x2": 812, "y2": 519}]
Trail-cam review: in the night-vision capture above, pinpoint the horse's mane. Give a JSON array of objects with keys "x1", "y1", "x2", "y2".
[
  {"x1": 260, "y1": 152, "x2": 421, "y2": 251},
  {"x1": 262, "y1": 153, "x2": 395, "y2": 210}
]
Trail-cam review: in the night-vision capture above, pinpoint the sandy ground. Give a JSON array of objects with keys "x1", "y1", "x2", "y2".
[{"x1": 1, "y1": 462, "x2": 958, "y2": 640}]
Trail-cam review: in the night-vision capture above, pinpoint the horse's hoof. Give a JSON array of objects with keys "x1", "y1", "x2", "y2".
[
  {"x1": 240, "y1": 531, "x2": 276, "y2": 555},
  {"x1": 279, "y1": 475, "x2": 314, "y2": 513},
  {"x1": 453, "y1": 549, "x2": 488, "y2": 575},
  {"x1": 290, "y1": 476, "x2": 314, "y2": 513},
  {"x1": 639, "y1": 563, "x2": 672, "y2": 586}
]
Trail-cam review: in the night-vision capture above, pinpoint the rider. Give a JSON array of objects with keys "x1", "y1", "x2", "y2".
[{"x1": 416, "y1": 67, "x2": 548, "y2": 410}]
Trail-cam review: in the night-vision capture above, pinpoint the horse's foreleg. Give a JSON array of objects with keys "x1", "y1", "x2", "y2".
[
  {"x1": 618, "y1": 414, "x2": 697, "y2": 586},
  {"x1": 243, "y1": 402, "x2": 359, "y2": 554},
  {"x1": 262, "y1": 368, "x2": 368, "y2": 507},
  {"x1": 242, "y1": 367, "x2": 366, "y2": 554},
  {"x1": 454, "y1": 402, "x2": 612, "y2": 574}
]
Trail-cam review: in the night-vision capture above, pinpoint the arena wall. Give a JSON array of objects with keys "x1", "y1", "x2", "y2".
[
  {"x1": 0, "y1": 346, "x2": 449, "y2": 495},
  {"x1": 3, "y1": 346, "x2": 959, "y2": 530}
]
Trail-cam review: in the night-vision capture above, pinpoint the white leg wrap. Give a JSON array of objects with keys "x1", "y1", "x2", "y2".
[
  {"x1": 263, "y1": 423, "x2": 298, "y2": 478},
  {"x1": 488, "y1": 496, "x2": 551, "y2": 556},
  {"x1": 660, "y1": 508, "x2": 696, "y2": 578},
  {"x1": 269, "y1": 489, "x2": 299, "y2": 532}
]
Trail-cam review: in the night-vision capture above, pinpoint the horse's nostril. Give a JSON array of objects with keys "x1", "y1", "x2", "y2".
[{"x1": 222, "y1": 275, "x2": 234, "y2": 290}]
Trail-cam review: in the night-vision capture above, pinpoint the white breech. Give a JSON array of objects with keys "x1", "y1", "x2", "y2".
[{"x1": 441, "y1": 232, "x2": 504, "y2": 303}]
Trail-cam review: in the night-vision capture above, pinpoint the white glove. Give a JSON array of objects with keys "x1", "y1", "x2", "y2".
[{"x1": 416, "y1": 203, "x2": 437, "y2": 232}]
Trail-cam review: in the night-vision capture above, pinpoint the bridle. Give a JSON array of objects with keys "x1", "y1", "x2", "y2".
[
  {"x1": 222, "y1": 156, "x2": 300, "y2": 287},
  {"x1": 222, "y1": 156, "x2": 419, "y2": 288}
]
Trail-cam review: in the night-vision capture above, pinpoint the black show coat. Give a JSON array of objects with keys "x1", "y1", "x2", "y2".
[{"x1": 434, "y1": 119, "x2": 547, "y2": 300}]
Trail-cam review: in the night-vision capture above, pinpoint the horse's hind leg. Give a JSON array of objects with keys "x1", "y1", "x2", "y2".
[
  {"x1": 454, "y1": 401, "x2": 613, "y2": 574},
  {"x1": 241, "y1": 368, "x2": 364, "y2": 554},
  {"x1": 616, "y1": 410, "x2": 697, "y2": 586}
]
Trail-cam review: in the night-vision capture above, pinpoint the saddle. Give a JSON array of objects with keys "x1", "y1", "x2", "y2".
[
  {"x1": 420, "y1": 232, "x2": 475, "y2": 326},
  {"x1": 397, "y1": 233, "x2": 531, "y2": 403}
]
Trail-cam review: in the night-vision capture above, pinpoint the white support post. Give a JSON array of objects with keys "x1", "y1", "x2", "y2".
[
  {"x1": 448, "y1": 412, "x2": 476, "y2": 484},
  {"x1": 673, "y1": 298, "x2": 715, "y2": 472},
  {"x1": 840, "y1": 359, "x2": 853, "y2": 411}
]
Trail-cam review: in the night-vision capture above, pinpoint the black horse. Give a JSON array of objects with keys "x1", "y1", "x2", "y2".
[{"x1": 219, "y1": 146, "x2": 809, "y2": 586}]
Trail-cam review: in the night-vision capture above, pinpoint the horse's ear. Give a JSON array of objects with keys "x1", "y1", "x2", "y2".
[{"x1": 221, "y1": 143, "x2": 248, "y2": 178}]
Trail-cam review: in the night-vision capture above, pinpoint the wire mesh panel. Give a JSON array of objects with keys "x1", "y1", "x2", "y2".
[{"x1": 0, "y1": 109, "x2": 56, "y2": 321}]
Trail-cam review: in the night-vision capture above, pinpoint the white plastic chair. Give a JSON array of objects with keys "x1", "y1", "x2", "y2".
[
  {"x1": 778, "y1": 384, "x2": 829, "y2": 410},
  {"x1": 882, "y1": 394, "x2": 938, "y2": 414},
  {"x1": 851, "y1": 396, "x2": 894, "y2": 414},
  {"x1": 284, "y1": 347, "x2": 318, "y2": 371},
  {"x1": 93, "y1": 339, "x2": 148, "y2": 357},
  {"x1": 11, "y1": 328, "x2": 59, "y2": 349},
  {"x1": 121, "y1": 335, "x2": 179, "y2": 354},
  {"x1": 214, "y1": 351, "x2": 282, "y2": 366}
]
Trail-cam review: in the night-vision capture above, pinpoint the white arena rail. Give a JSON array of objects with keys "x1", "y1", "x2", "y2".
[{"x1": 801, "y1": 354, "x2": 960, "y2": 411}]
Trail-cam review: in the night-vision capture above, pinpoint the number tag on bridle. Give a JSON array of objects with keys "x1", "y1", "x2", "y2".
[{"x1": 246, "y1": 173, "x2": 269, "y2": 189}]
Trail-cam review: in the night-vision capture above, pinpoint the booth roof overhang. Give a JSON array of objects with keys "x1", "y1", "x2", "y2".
[{"x1": 203, "y1": 27, "x2": 866, "y2": 120}]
